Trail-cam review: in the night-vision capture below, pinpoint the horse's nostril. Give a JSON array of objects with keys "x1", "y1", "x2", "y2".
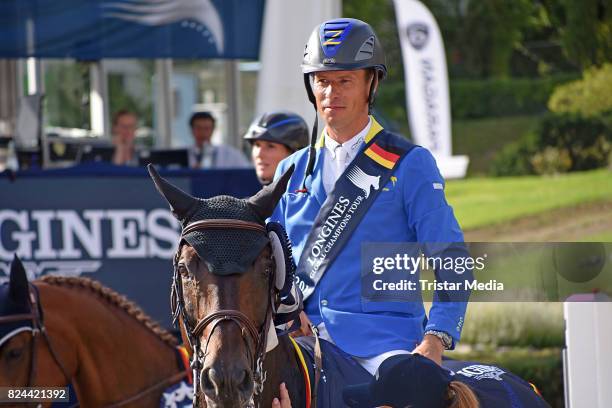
[
  {"x1": 238, "y1": 369, "x2": 251, "y2": 392},
  {"x1": 201, "y1": 367, "x2": 219, "y2": 394}
]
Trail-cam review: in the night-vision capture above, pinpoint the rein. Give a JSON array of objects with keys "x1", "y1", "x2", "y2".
[
  {"x1": 0, "y1": 284, "x2": 187, "y2": 408},
  {"x1": 172, "y1": 218, "x2": 275, "y2": 408},
  {"x1": 105, "y1": 371, "x2": 187, "y2": 408}
]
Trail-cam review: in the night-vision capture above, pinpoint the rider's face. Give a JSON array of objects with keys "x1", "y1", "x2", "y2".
[
  {"x1": 312, "y1": 69, "x2": 372, "y2": 136},
  {"x1": 251, "y1": 140, "x2": 291, "y2": 184}
]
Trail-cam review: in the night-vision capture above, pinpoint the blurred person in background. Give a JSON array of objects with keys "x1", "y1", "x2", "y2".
[
  {"x1": 244, "y1": 111, "x2": 309, "y2": 185},
  {"x1": 111, "y1": 109, "x2": 139, "y2": 166},
  {"x1": 188, "y1": 111, "x2": 250, "y2": 169}
]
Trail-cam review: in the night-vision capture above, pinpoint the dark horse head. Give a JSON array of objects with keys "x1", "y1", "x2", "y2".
[{"x1": 149, "y1": 164, "x2": 295, "y2": 408}]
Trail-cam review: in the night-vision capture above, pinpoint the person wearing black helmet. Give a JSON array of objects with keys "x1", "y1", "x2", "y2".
[
  {"x1": 269, "y1": 17, "x2": 471, "y2": 377},
  {"x1": 244, "y1": 111, "x2": 309, "y2": 185}
]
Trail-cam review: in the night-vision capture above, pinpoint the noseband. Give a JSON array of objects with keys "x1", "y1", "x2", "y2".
[{"x1": 172, "y1": 219, "x2": 276, "y2": 406}]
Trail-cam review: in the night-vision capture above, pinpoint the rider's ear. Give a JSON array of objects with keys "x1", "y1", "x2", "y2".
[
  {"x1": 248, "y1": 164, "x2": 295, "y2": 221},
  {"x1": 9, "y1": 254, "x2": 30, "y2": 307}
]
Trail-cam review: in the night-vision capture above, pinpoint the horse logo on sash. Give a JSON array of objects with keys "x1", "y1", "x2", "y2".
[{"x1": 346, "y1": 166, "x2": 380, "y2": 198}]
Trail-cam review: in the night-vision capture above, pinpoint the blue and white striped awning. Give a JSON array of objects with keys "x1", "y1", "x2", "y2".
[{"x1": 0, "y1": 0, "x2": 264, "y2": 59}]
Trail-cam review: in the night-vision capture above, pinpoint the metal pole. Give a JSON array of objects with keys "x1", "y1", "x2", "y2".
[
  {"x1": 154, "y1": 59, "x2": 174, "y2": 148},
  {"x1": 16, "y1": 60, "x2": 25, "y2": 100},
  {"x1": 25, "y1": 16, "x2": 49, "y2": 168},
  {"x1": 0, "y1": 60, "x2": 19, "y2": 136},
  {"x1": 89, "y1": 61, "x2": 109, "y2": 137},
  {"x1": 25, "y1": 17, "x2": 44, "y2": 96},
  {"x1": 224, "y1": 60, "x2": 240, "y2": 148}
]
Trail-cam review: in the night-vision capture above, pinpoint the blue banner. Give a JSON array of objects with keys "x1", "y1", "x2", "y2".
[
  {"x1": 0, "y1": 0, "x2": 265, "y2": 59},
  {"x1": 0, "y1": 166, "x2": 261, "y2": 328}
]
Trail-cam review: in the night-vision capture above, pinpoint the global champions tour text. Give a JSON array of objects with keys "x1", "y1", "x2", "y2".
[{"x1": 370, "y1": 253, "x2": 504, "y2": 292}]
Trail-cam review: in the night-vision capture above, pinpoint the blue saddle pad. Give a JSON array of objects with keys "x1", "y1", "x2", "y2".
[{"x1": 294, "y1": 336, "x2": 373, "y2": 408}]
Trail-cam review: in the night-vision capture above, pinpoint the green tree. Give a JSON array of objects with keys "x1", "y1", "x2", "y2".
[
  {"x1": 44, "y1": 62, "x2": 91, "y2": 128},
  {"x1": 544, "y1": 0, "x2": 612, "y2": 68},
  {"x1": 418, "y1": 1, "x2": 539, "y2": 78},
  {"x1": 548, "y1": 63, "x2": 612, "y2": 116}
]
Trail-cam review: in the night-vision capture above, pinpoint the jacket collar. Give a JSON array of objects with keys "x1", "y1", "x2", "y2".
[{"x1": 316, "y1": 115, "x2": 384, "y2": 148}]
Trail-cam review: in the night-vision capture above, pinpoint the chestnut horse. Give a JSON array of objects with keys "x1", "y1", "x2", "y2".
[
  {"x1": 0, "y1": 256, "x2": 189, "y2": 407},
  {"x1": 149, "y1": 164, "x2": 372, "y2": 408}
]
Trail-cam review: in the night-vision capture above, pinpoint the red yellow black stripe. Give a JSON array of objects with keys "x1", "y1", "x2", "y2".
[{"x1": 365, "y1": 142, "x2": 400, "y2": 169}]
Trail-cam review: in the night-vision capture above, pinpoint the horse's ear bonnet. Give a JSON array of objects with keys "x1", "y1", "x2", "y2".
[{"x1": 148, "y1": 165, "x2": 295, "y2": 286}]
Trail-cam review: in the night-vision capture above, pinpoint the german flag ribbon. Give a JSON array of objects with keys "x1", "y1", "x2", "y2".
[{"x1": 365, "y1": 142, "x2": 401, "y2": 169}]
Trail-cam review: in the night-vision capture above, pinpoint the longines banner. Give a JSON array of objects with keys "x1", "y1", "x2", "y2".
[
  {"x1": 393, "y1": 0, "x2": 452, "y2": 157},
  {"x1": 0, "y1": 168, "x2": 260, "y2": 328}
]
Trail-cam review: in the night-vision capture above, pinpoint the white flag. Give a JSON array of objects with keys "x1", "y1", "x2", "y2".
[{"x1": 393, "y1": 0, "x2": 452, "y2": 157}]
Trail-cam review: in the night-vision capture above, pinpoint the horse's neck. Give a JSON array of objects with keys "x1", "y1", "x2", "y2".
[
  {"x1": 40, "y1": 283, "x2": 180, "y2": 406},
  {"x1": 259, "y1": 336, "x2": 308, "y2": 408}
]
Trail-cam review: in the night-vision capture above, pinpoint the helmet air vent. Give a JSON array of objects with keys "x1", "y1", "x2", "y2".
[{"x1": 355, "y1": 36, "x2": 375, "y2": 61}]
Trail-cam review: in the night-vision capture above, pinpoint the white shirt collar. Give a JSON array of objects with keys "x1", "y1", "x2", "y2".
[
  {"x1": 321, "y1": 117, "x2": 372, "y2": 194},
  {"x1": 324, "y1": 117, "x2": 371, "y2": 160}
]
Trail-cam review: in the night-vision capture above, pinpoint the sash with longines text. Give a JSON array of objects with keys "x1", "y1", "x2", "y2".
[{"x1": 295, "y1": 126, "x2": 416, "y2": 300}]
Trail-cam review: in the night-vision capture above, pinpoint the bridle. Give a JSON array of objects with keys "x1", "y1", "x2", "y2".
[
  {"x1": 171, "y1": 219, "x2": 277, "y2": 407},
  {"x1": 0, "y1": 285, "x2": 71, "y2": 392},
  {"x1": 0, "y1": 284, "x2": 187, "y2": 408}
]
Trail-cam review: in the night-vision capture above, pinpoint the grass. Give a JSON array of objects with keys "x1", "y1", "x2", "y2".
[
  {"x1": 458, "y1": 303, "x2": 564, "y2": 348},
  {"x1": 425, "y1": 302, "x2": 564, "y2": 348},
  {"x1": 445, "y1": 168, "x2": 612, "y2": 230},
  {"x1": 580, "y1": 231, "x2": 612, "y2": 242},
  {"x1": 452, "y1": 115, "x2": 541, "y2": 176}
]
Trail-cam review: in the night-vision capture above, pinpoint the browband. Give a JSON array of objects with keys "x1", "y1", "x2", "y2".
[{"x1": 181, "y1": 219, "x2": 266, "y2": 237}]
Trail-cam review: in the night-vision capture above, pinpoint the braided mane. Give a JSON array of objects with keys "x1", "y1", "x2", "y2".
[{"x1": 39, "y1": 275, "x2": 178, "y2": 347}]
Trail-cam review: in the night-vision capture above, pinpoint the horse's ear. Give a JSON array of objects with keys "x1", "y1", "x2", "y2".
[
  {"x1": 148, "y1": 164, "x2": 200, "y2": 222},
  {"x1": 9, "y1": 254, "x2": 30, "y2": 306},
  {"x1": 248, "y1": 164, "x2": 294, "y2": 221}
]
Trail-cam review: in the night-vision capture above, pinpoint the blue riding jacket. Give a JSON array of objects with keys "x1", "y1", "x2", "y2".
[{"x1": 270, "y1": 118, "x2": 469, "y2": 358}]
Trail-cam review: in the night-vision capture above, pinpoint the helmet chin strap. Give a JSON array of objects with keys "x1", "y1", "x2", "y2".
[
  {"x1": 368, "y1": 72, "x2": 380, "y2": 113},
  {"x1": 299, "y1": 74, "x2": 319, "y2": 193},
  {"x1": 300, "y1": 112, "x2": 318, "y2": 192}
]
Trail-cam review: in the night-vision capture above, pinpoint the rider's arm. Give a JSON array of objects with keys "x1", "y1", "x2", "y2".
[{"x1": 402, "y1": 147, "x2": 472, "y2": 349}]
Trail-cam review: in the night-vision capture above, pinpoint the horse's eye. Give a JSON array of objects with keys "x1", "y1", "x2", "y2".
[
  {"x1": 178, "y1": 264, "x2": 190, "y2": 278},
  {"x1": 5, "y1": 348, "x2": 23, "y2": 361}
]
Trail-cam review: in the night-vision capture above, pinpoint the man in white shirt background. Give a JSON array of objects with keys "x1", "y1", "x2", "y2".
[{"x1": 188, "y1": 111, "x2": 251, "y2": 169}]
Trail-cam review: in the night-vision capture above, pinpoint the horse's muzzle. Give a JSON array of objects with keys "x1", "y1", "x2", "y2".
[{"x1": 201, "y1": 363, "x2": 254, "y2": 407}]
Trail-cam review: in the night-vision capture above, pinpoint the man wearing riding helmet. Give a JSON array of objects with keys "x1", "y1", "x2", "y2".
[
  {"x1": 270, "y1": 17, "x2": 471, "y2": 375},
  {"x1": 244, "y1": 111, "x2": 309, "y2": 185}
]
